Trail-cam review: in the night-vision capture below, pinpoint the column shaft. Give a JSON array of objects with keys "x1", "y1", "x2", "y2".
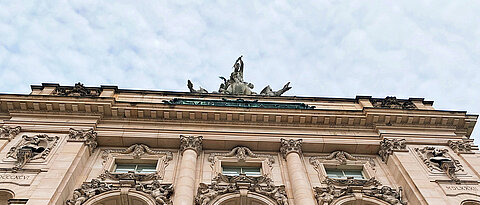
[
  {"x1": 173, "y1": 149, "x2": 198, "y2": 205},
  {"x1": 286, "y1": 152, "x2": 316, "y2": 205}
]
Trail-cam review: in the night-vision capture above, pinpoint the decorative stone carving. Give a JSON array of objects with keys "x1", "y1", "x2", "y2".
[
  {"x1": 371, "y1": 97, "x2": 416, "y2": 109},
  {"x1": 102, "y1": 144, "x2": 173, "y2": 161},
  {"x1": 324, "y1": 177, "x2": 382, "y2": 187},
  {"x1": 280, "y1": 138, "x2": 302, "y2": 157},
  {"x1": 0, "y1": 126, "x2": 21, "y2": 141},
  {"x1": 363, "y1": 186, "x2": 406, "y2": 205},
  {"x1": 163, "y1": 98, "x2": 315, "y2": 110},
  {"x1": 179, "y1": 135, "x2": 203, "y2": 154},
  {"x1": 314, "y1": 184, "x2": 406, "y2": 205},
  {"x1": 187, "y1": 56, "x2": 292, "y2": 96},
  {"x1": 208, "y1": 146, "x2": 275, "y2": 164},
  {"x1": 379, "y1": 138, "x2": 407, "y2": 162},
  {"x1": 136, "y1": 181, "x2": 174, "y2": 205},
  {"x1": 449, "y1": 140, "x2": 475, "y2": 153},
  {"x1": 6, "y1": 134, "x2": 59, "y2": 171},
  {"x1": 415, "y1": 146, "x2": 464, "y2": 183},
  {"x1": 195, "y1": 174, "x2": 288, "y2": 205},
  {"x1": 66, "y1": 179, "x2": 174, "y2": 205},
  {"x1": 55, "y1": 82, "x2": 101, "y2": 97},
  {"x1": 99, "y1": 170, "x2": 160, "y2": 181},
  {"x1": 309, "y1": 151, "x2": 376, "y2": 170},
  {"x1": 68, "y1": 128, "x2": 98, "y2": 152},
  {"x1": 66, "y1": 179, "x2": 115, "y2": 205}
]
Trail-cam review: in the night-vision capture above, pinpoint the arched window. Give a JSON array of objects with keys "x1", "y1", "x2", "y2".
[
  {"x1": 462, "y1": 200, "x2": 480, "y2": 205},
  {"x1": 82, "y1": 190, "x2": 156, "y2": 205},
  {"x1": 0, "y1": 190, "x2": 14, "y2": 205},
  {"x1": 211, "y1": 193, "x2": 278, "y2": 205},
  {"x1": 332, "y1": 195, "x2": 390, "y2": 205}
]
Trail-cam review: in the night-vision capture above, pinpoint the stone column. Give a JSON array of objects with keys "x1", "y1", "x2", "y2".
[
  {"x1": 280, "y1": 138, "x2": 316, "y2": 205},
  {"x1": 173, "y1": 135, "x2": 203, "y2": 205}
]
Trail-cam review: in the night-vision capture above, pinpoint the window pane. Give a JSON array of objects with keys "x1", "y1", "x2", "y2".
[
  {"x1": 326, "y1": 169, "x2": 344, "y2": 179},
  {"x1": 115, "y1": 164, "x2": 136, "y2": 173},
  {"x1": 344, "y1": 170, "x2": 364, "y2": 179},
  {"x1": 242, "y1": 167, "x2": 261, "y2": 176},
  {"x1": 137, "y1": 164, "x2": 157, "y2": 174},
  {"x1": 223, "y1": 167, "x2": 241, "y2": 176}
]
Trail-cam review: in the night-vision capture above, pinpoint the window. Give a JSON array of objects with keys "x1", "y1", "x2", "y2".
[
  {"x1": 114, "y1": 163, "x2": 157, "y2": 174},
  {"x1": 222, "y1": 166, "x2": 261, "y2": 176},
  {"x1": 326, "y1": 168, "x2": 364, "y2": 179}
]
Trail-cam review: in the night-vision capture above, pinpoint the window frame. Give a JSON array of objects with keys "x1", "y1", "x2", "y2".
[{"x1": 221, "y1": 165, "x2": 262, "y2": 176}]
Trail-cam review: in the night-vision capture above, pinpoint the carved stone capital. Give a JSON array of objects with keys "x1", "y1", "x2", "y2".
[
  {"x1": 68, "y1": 128, "x2": 98, "y2": 152},
  {"x1": 378, "y1": 138, "x2": 407, "y2": 162},
  {"x1": 448, "y1": 140, "x2": 476, "y2": 153},
  {"x1": 280, "y1": 138, "x2": 302, "y2": 157},
  {"x1": 0, "y1": 126, "x2": 21, "y2": 141},
  {"x1": 180, "y1": 135, "x2": 203, "y2": 155}
]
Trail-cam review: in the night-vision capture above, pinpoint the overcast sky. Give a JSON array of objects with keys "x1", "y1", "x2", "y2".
[{"x1": 0, "y1": 1, "x2": 478, "y2": 142}]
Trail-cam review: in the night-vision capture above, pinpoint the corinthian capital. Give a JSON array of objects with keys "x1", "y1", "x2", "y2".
[
  {"x1": 280, "y1": 138, "x2": 302, "y2": 157},
  {"x1": 180, "y1": 135, "x2": 203, "y2": 154},
  {"x1": 378, "y1": 138, "x2": 407, "y2": 162},
  {"x1": 68, "y1": 128, "x2": 98, "y2": 152}
]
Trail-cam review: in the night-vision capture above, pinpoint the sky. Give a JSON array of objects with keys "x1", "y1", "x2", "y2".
[{"x1": 0, "y1": 1, "x2": 478, "y2": 142}]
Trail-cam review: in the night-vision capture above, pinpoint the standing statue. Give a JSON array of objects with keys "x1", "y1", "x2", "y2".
[{"x1": 187, "y1": 56, "x2": 292, "y2": 96}]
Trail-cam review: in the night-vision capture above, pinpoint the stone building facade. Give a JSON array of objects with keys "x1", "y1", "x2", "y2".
[{"x1": 0, "y1": 60, "x2": 478, "y2": 205}]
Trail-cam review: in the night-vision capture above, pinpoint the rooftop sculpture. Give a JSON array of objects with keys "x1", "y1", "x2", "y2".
[{"x1": 187, "y1": 56, "x2": 292, "y2": 96}]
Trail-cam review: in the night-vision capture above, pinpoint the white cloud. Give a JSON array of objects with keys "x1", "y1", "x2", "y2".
[{"x1": 0, "y1": 0, "x2": 478, "y2": 141}]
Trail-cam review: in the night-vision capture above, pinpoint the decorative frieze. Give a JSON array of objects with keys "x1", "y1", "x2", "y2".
[
  {"x1": 195, "y1": 174, "x2": 288, "y2": 205},
  {"x1": 0, "y1": 126, "x2": 21, "y2": 141},
  {"x1": 98, "y1": 170, "x2": 159, "y2": 181},
  {"x1": 324, "y1": 177, "x2": 381, "y2": 187},
  {"x1": 6, "y1": 134, "x2": 59, "y2": 171},
  {"x1": 448, "y1": 140, "x2": 476, "y2": 153},
  {"x1": 179, "y1": 135, "x2": 203, "y2": 154},
  {"x1": 68, "y1": 128, "x2": 98, "y2": 152},
  {"x1": 378, "y1": 138, "x2": 407, "y2": 162},
  {"x1": 54, "y1": 82, "x2": 101, "y2": 97},
  {"x1": 280, "y1": 138, "x2": 302, "y2": 157},
  {"x1": 371, "y1": 97, "x2": 416, "y2": 109},
  {"x1": 415, "y1": 146, "x2": 464, "y2": 183}
]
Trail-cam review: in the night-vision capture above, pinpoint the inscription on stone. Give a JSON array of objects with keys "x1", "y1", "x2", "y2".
[
  {"x1": 0, "y1": 173, "x2": 36, "y2": 185},
  {"x1": 445, "y1": 185, "x2": 478, "y2": 191},
  {"x1": 439, "y1": 183, "x2": 480, "y2": 196}
]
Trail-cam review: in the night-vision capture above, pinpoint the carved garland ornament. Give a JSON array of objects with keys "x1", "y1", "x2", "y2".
[
  {"x1": 0, "y1": 126, "x2": 21, "y2": 141},
  {"x1": 195, "y1": 174, "x2": 288, "y2": 205},
  {"x1": 101, "y1": 144, "x2": 173, "y2": 181},
  {"x1": 180, "y1": 135, "x2": 203, "y2": 154},
  {"x1": 415, "y1": 146, "x2": 464, "y2": 183},
  {"x1": 6, "y1": 134, "x2": 59, "y2": 171},
  {"x1": 378, "y1": 138, "x2": 407, "y2": 162},
  {"x1": 314, "y1": 184, "x2": 406, "y2": 205},
  {"x1": 279, "y1": 138, "x2": 302, "y2": 157},
  {"x1": 68, "y1": 128, "x2": 98, "y2": 152},
  {"x1": 66, "y1": 179, "x2": 174, "y2": 205}
]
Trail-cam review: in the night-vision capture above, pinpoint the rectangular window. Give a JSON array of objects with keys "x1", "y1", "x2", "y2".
[
  {"x1": 325, "y1": 168, "x2": 364, "y2": 179},
  {"x1": 114, "y1": 163, "x2": 157, "y2": 174},
  {"x1": 222, "y1": 166, "x2": 261, "y2": 176}
]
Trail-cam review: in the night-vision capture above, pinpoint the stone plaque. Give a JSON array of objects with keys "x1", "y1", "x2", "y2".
[
  {"x1": 0, "y1": 173, "x2": 37, "y2": 185},
  {"x1": 439, "y1": 183, "x2": 480, "y2": 196}
]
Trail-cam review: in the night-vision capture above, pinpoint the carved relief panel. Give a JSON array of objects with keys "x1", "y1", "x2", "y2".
[
  {"x1": 413, "y1": 146, "x2": 467, "y2": 183},
  {"x1": 4, "y1": 134, "x2": 60, "y2": 171}
]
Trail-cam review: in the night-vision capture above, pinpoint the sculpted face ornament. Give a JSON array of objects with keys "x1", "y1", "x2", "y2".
[{"x1": 187, "y1": 56, "x2": 292, "y2": 96}]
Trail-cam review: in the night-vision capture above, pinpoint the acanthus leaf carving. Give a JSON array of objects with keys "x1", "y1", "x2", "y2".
[
  {"x1": 0, "y1": 126, "x2": 21, "y2": 141},
  {"x1": 136, "y1": 181, "x2": 174, "y2": 205},
  {"x1": 379, "y1": 138, "x2": 407, "y2": 162},
  {"x1": 280, "y1": 138, "x2": 302, "y2": 157},
  {"x1": 180, "y1": 135, "x2": 203, "y2": 155},
  {"x1": 448, "y1": 139, "x2": 476, "y2": 153},
  {"x1": 6, "y1": 134, "x2": 59, "y2": 172},
  {"x1": 68, "y1": 128, "x2": 98, "y2": 152}
]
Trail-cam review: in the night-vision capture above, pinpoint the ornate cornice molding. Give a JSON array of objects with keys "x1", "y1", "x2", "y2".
[
  {"x1": 180, "y1": 135, "x2": 203, "y2": 155},
  {"x1": 280, "y1": 138, "x2": 302, "y2": 157},
  {"x1": 68, "y1": 128, "x2": 98, "y2": 152},
  {"x1": 378, "y1": 138, "x2": 407, "y2": 162},
  {"x1": 196, "y1": 174, "x2": 288, "y2": 205},
  {"x1": 0, "y1": 125, "x2": 21, "y2": 141}
]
